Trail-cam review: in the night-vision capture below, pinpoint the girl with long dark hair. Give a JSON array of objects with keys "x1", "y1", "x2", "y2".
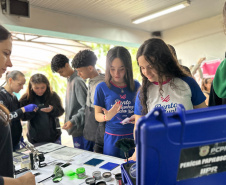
[
  {"x1": 130, "y1": 38, "x2": 206, "y2": 161},
  {"x1": 94, "y1": 46, "x2": 140, "y2": 158},
  {"x1": 20, "y1": 73, "x2": 64, "y2": 144}
]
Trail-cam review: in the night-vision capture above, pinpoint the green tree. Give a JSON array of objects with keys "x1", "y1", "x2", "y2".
[{"x1": 127, "y1": 47, "x2": 141, "y2": 82}]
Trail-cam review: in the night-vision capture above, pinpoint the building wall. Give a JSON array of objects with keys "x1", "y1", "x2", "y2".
[
  {"x1": 1, "y1": 6, "x2": 226, "y2": 66},
  {"x1": 163, "y1": 14, "x2": 226, "y2": 67},
  {"x1": 0, "y1": 6, "x2": 150, "y2": 47}
]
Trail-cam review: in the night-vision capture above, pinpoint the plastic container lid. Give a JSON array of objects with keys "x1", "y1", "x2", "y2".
[
  {"x1": 76, "y1": 167, "x2": 85, "y2": 174},
  {"x1": 102, "y1": 172, "x2": 112, "y2": 182},
  {"x1": 102, "y1": 172, "x2": 111, "y2": 178},
  {"x1": 92, "y1": 171, "x2": 101, "y2": 180}
]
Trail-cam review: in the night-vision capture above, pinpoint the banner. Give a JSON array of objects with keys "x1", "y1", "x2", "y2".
[{"x1": 201, "y1": 59, "x2": 221, "y2": 79}]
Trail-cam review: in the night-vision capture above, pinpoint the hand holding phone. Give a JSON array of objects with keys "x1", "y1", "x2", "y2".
[
  {"x1": 38, "y1": 104, "x2": 47, "y2": 109},
  {"x1": 120, "y1": 115, "x2": 135, "y2": 125},
  {"x1": 40, "y1": 105, "x2": 53, "y2": 113}
]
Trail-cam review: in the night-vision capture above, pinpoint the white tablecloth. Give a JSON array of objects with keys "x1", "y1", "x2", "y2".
[{"x1": 14, "y1": 143, "x2": 125, "y2": 185}]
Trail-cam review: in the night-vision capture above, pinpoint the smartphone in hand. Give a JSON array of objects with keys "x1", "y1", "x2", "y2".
[
  {"x1": 38, "y1": 104, "x2": 48, "y2": 109},
  {"x1": 120, "y1": 115, "x2": 135, "y2": 125}
]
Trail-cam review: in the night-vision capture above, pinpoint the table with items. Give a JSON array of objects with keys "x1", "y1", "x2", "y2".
[{"x1": 13, "y1": 143, "x2": 125, "y2": 185}]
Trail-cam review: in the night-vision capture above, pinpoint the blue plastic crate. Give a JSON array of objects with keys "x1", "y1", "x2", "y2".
[{"x1": 134, "y1": 104, "x2": 226, "y2": 185}]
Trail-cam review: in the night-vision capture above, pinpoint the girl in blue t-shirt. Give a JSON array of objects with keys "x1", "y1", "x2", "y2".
[
  {"x1": 94, "y1": 46, "x2": 140, "y2": 158},
  {"x1": 129, "y1": 38, "x2": 207, "y2": 161}
]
